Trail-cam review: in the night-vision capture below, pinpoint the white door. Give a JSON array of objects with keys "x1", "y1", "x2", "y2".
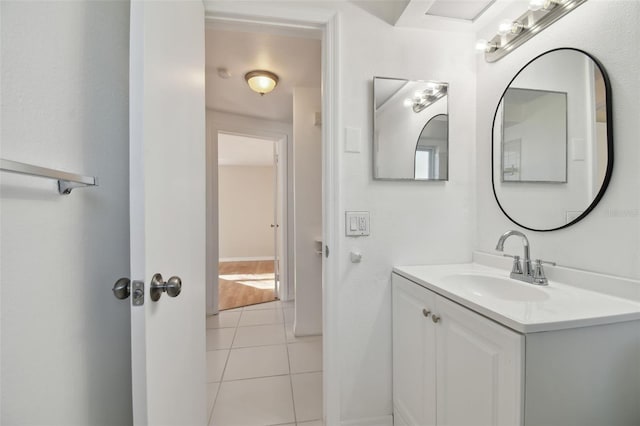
[{"x1": 129, "y1": 1, "x2": 207, "y2": 424}]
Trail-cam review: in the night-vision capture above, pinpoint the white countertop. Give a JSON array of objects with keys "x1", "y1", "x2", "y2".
[{"x1": 393, "y1": 263, "x2": 640, "y2": 333}]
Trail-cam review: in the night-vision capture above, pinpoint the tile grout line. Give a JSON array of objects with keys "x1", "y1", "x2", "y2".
[
  {"x1": 283, "y1": 303, "x2": 299, "y2": 425},
  {"x1": 208, "y1": 306, "x2": 244, "y2": 424}
]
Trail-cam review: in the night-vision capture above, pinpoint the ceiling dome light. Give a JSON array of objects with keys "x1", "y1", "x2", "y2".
[{"x1": 245, "y1": 70, "x2": 279, "y2": 96}]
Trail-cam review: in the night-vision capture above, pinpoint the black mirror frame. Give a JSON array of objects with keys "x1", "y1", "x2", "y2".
[{"x1": 491, "y1": 47, "x2": 614, "y2": 232}]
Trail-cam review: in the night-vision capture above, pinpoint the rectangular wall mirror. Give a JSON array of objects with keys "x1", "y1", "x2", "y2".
[
  {"x1": 373, "y1": 77, "x2": 449, "y2": 181},
  {"x1": 501, "y1": 88, "x2": 567, "y2": 183}
]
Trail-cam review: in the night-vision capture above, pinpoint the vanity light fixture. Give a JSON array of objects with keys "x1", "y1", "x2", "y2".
[
  {"x1": 476, "y1": 0, "x2": 587, "y2": 62},
  {"x1": 244, "y1": 70, "x2": 279, "y2": 96}
]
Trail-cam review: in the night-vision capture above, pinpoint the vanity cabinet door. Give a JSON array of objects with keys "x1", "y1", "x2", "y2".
[
  {"x1": 435, "y1": 296, "x2": 524, "y2": 426},
  {"x1": 392, "y1": 273, "x2": 524, "y2": 426},
  {"x1": 392, "y1": 274, "x2": 437, "y2": 426}
]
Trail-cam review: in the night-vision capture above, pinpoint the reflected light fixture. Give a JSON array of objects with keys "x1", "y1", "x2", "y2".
[
  {"x1": 412, "y1": 84, "x2": 447, "y2": 114},
  {"x1": 244, "y1": 70, "x2": 279, "y2": 96}
]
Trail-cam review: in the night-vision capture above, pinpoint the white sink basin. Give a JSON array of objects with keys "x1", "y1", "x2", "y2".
[
  {"x1": 393, "y1": 263, "x2": 640, "y2": 333},
  {"x1": 440, "y1": 273, "x2": 550, "y2": 302}
]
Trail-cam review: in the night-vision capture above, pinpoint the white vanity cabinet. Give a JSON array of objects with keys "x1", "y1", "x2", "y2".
[
  {"x1": 392, "y1": 268, "x2": 640, "y2": 426},
  {"x1": 392, "y1": 273, "x2": 523, "y2": 426}
]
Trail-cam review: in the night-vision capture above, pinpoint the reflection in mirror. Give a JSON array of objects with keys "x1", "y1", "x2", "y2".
[
  {"x1": 492, "y1": 48, "x2": 612, "y2": 231},
  {"x1": 415, "y1": 114, "x2": 448, "y2": 180},
  {"x1": 374, "y1": 77, "x2": 449, "y2": 180},
  {"x1": 501, "y1": 89, "x2": 567, "y2": 182}
]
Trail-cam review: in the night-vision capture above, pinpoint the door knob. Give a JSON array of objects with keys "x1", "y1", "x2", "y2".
[
  {"x1": 150, "y1": 273, "x2": 182, "y2": 302},
  {"x1": 112, "y1": 278, "x2": 131, "y2": 299}
]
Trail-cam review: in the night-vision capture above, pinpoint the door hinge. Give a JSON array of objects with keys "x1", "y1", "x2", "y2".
[{"x1": 325, "y1": 245, "x2": 329, "y2": 258}]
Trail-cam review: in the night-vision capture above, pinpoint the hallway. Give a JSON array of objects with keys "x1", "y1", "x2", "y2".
[{"x1": 206, "y1": 300, "x2": 323, "y2": 425}]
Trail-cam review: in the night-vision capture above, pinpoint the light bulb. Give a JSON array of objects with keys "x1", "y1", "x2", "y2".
[
  {"x1": 475, "y1": 39, "x2": 489, "y2": 50},
  {"x1": 530, "y1": 0, "x2": 557, "y2": 11},
  {"x1": 510, "y1": 22, "x2": 524, "y2": 34},
  {"x1": 528, "y1": 0, "x2": 545, "y2": 11},
  {"x1": 475, "y1": 39, "x2": 498, "y2": 53},
  {"x1": 497, "y1": 19, "x2": 514, "y2": 35}
]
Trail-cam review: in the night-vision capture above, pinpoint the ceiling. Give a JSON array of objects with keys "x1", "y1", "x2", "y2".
[
  {"x1": 218, "y1": 133, "x2": 274, "y2": 166},
  {"x1": 350, "y1": 0, "x2": 514, "y2": 33},
  {"x1": 205, "y1": 24, "x2": 322, "y2": 123}
]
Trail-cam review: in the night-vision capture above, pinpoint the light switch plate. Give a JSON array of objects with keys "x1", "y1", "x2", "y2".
[
  {"x1": 571, "y1": 138, "x2": 585, "y2": 161},
  {"x1": 345, "y1": 127, "x2": 361, "y2": 153},
  {"x1": 345, "y1": 211, "x2": 370, "y2": 236}
]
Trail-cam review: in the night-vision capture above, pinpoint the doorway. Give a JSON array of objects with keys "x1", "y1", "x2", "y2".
[
  {"x1": 217, "y1": 132, "x2": 284, "y2": 310},
  {"x1": 204, "y1": 18, "x2": 326, "y2": 425}
]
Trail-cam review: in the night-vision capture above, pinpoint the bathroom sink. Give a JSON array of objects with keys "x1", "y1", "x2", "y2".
[
  {"x1": 440, "y1": 273, "x2": 549, "y2": 302},
  {"x1": 393, "y1": 262, "x2": 640, "y2": 333}
]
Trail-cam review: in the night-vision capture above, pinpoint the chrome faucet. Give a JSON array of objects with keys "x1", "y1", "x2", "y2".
[{"x1": 495, "y1": 230, "x2": 555, "y2": 286}]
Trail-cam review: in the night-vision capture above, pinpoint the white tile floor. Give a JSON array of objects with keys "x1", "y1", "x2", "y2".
[{"x1": 207, "y1": 300, "x2": 323, "y2": 426}]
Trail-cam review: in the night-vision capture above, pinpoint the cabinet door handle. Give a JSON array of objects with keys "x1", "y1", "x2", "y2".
[
  {"x1": 422, "y1": 308, "x2": 431, "y2": 317},
  {"x1": 431, "y1": 315, "x2": 441, "y2": 323}
]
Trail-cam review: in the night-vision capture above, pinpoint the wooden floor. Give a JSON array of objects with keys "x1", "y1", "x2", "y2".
[{"x1": 218, "y1": 260, "x2": 276, "y2": 311}]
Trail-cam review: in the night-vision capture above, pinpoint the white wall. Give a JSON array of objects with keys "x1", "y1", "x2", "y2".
[
  {"x1": 293, "y1": 87, "x2": 323, "y2": 335},
  {"x1": 218, "y1": 165, "x2": 275, "y2": 259},
  {"x1": 1, "y1": 1, "x2": 132, "y2": 424},
  {"x1": 337, "y1": 9, "x2": 476, "y2": 422},
  {"x1": 475, "y1": 0, "x2": 640, "y2": 279}
]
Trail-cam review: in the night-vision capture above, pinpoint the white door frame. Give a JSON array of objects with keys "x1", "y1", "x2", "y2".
[
  {"x1": 208, "y1": 128, "x2": 290, "y2": 315},
  {"x1": 204, "y1": 5, "x2": 341, "y2": 424}
]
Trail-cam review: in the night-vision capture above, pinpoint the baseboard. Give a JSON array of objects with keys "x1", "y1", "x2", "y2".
[
  {"x1": 219, "y1": 256, "x2": 274, "y2": 262},
  {"x1": 341, "y1": 414, "x2": 393, "y2": 426}
]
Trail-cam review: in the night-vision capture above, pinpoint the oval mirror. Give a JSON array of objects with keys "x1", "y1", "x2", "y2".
[{"x1": 492, "y1": 48, "x2": 613, "y2": 231}]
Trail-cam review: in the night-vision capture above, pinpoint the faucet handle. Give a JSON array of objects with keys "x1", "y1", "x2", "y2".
[
  {"x1": 532, "y1": 259, "x2": 555, "y2": 286},
  {"x1": 503, "y1": 254, "x2": 523, "y2": 275}
]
